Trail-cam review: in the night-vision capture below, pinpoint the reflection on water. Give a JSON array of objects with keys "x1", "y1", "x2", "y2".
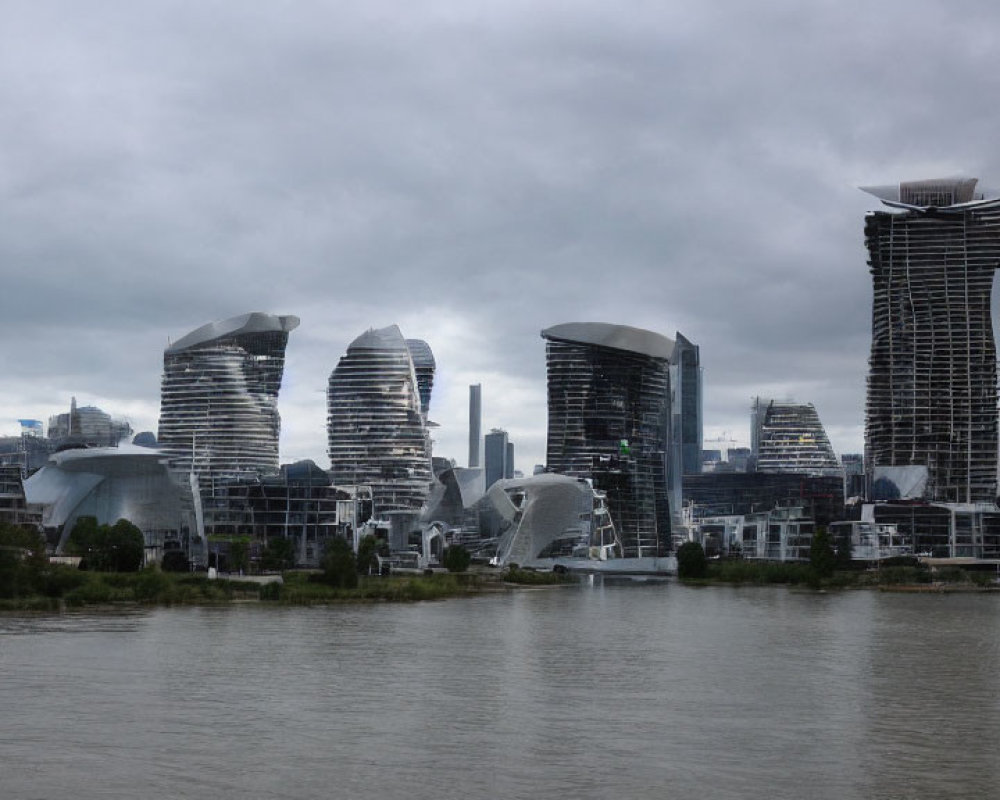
[{"x1": 2, "y1": 584, "x2": 999, "y2": 799}]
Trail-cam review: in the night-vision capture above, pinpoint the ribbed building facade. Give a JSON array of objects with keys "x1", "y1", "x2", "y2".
[
  {"x1": 862, "y1": 178, "x2": 1000, "y2": 503},
  {"x1": 750, "y1": 397, "x2": 842, "y2": 477},
  {"x1": 542, "y1": 322, "x2": 672, "y2": 558},
  {"x1": 327, "y1": 325, "x2": 432, "y2": 516},
  {"x1": 405, "y1": 339, "x2": 435, "y2": 419},
  {"x1": 157, "y1": 312, "x2": 299, "y2": 490}
]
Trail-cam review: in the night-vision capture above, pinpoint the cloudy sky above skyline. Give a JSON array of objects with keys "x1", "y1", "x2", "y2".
[{"x1": 3, "y1": 1, "x2": 1000, "y2": 472}]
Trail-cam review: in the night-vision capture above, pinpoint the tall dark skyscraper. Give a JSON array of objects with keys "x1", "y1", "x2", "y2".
[
  {"x1": 484, "y1": 428, "x2": 508, "y2": 489},
  {"x1": 542, "y1": 322, "x2": 672, "y2": 558},
  {"x1": 468, "y1": 384, "x2": 481, "y2": 468},
  {"x1": 861, "y1": 178, "x2": 1000, "y2": 502},
  {"x1": 670, "y1": 332, "x2": 702, "y2": 476},
  {"x1": 158, "y1": 312, "x2": 299, "y2": 487}
]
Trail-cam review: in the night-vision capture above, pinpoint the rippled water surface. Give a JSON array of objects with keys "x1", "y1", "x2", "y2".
[{"x1": 3, "y1": 583, "x2": 1000, "y2": 799}]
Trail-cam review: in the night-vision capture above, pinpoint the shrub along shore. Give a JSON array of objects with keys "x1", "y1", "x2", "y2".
[
  {"x1": 680, "y1": 557, "x2": 1000, "y2": 590},
  {"x1": 0, "y1": 563, "x2": 577, "y2": 611}
]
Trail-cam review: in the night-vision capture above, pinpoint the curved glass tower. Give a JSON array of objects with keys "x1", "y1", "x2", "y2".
[
  {"x1": 157, "y1": 312, "x2": 300, "y2": 485},
  {"x1": 862, "y1": 178, "x2": 1000, "y2": 502},
  {"x1": 327, "y1": 325, "x2": 432, "y2": 516},
  {"x1": 542, "y1": 322, "x2": 672, "y2": 558},
  {"x1": 404, "y1": 338, "x2": 435, "y2": 420}
]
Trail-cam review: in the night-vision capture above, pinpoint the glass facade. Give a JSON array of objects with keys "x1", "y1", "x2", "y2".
[
  {"x1": 750, "y1": 397, "x2": 842, "y2": 477},
  {"x1": 157, "y1": 312, "x2": 299, "y2": 503},
  {"x1": 863, "y1": 178, "x2": 1000, "y2": 503},
  {"x1": 542, "y1": 322, "x2": 672, "y2": 558},
  {"x1": 327, "y1": 325, "x2": 432, "y2": 516}
]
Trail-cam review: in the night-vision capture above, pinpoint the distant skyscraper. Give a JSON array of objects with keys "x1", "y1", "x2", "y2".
[
  {"x1": 327, "y1": 325, "x2": 432, "y2": 515},
  {"x1": 505, "y1": 441, "x2": 514, "y2": 479},
  {"x1": 670, "y1": 333, "x2": 702, "y2": 476},
  {"x1": 750, "y1": 397, "x2": 842, "y2": 477},
  {"x1": 468, "y1": 384, "x2": 482, "y2": 468},
  {"x1": 861, "y1": 178, "x2": 1000, "y2": 502},
  {"x1": 158, "y1": 312, "x2": 299, "y2": 488},
  {"x1": 484, "y1": 429, "x2": 508, "y2": 489},
  {"x1": 542, "y1": 322, "x2": 672, "y2": 558},
  {"x1": 48, "y1": 397, "x2": 132, "y2": 447}
]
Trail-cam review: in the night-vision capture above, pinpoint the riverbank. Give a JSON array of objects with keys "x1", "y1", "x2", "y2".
[
  {"x1": 0, "y1": 563, "x2": 576, "y2": 611},
  {"x1": 681, "y1": 559, "x2": 1000, "y2": 591}
]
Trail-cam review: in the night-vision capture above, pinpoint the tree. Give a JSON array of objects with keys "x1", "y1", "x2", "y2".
[
  {"x1": 66, "y1": 517, "x2": 144, "y2": 572},
  {"x1": 809, "y1": 526, "x2": 836, "y2": 579},
  {"x1": 319, "y1": 537, "x2": 358, "y2": 588},
  {"x1": 356, "y1": 534, "x2": 388, "y2": 575},
  {"x1": 260, "y1": 537, "x2": 296, "y2": 571},
  {"x1": 228, "y1": 538, "x2": 250, "y2": 573},
  {"x1": 676, "y1": 541, "x2": 708, "y2": 580},
  {"x1": 442, "y1": 544, "x2": 471, "y2": 573},
  {"x1": 0, "y1": 523, "x2": 48, "y2": 598},
  {"x1": 107, "y1": 519, "x2": 145, "y2": 572},
  {"x1": 66, "y1": 516, "x2": 100, "y2": 564},
  {"x1": 160, "y1": 550, "x2": 190, "y2": 573}
]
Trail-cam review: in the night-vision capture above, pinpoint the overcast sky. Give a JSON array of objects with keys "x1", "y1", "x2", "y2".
[{"x1": 3, "y1": 0, "x2": 1000, "y2": 472}]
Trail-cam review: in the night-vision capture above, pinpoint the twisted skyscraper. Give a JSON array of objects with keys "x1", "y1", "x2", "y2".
[
  {"x1": 327, "y1": 325, "x2": 433, "y2": 516},
  {"x1": 157, "y1": 312, "x2": 299, "y2": 486},
  {"x1": 862, "y1": 178, "x2": 1000, "y2": 503}
]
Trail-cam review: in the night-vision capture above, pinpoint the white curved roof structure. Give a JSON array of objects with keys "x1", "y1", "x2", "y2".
[
  {"x1": 23, "y1": 445, "x2": 196, "y2": 552},
  {"x1": 541, "y1": 322, "x2": 675, "y2": 360},
  {"x1": 168, "y1": 312, "x2": 300, "y2": 353},
  {"x1": 489, "y1": 474, "x2": 621, "y2": 566},
  {"x1": 860, "y1": 177, "x2": 1000, "y2": 213}
]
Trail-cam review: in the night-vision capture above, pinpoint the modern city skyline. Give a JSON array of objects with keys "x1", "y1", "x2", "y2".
[
  {"x1": 542, "y1": 322, "x2": 672, "y2": 558},
  {"x1": 861, "y1": 177, "x2": 1000, "y2": 503}
]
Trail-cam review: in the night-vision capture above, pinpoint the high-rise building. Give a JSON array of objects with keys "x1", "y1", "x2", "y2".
[
  {"x1": 542, "y1": 322, "x2": 672, "y2": 558},
  {"x1": 405, "y1": 339, "x2": 435, "y2": 420},
  {"x1": 861, "y1": 178, "x2": 1000, "y2": 502},
  {"x1": 48, "y1": 397, "x2": 132, "y2": 447},
  {"x1": 750, "y1": 397, "x2": 842, "y2": 477},
  {"x1": 505, "y1": 441, "x2": 514, "y2": 479},
  {"x1": 327, "y1": 325, "x2": 432, "y2": 516},
  {"x1": 484, "y1": 429, "x2": 508, "y2": 489},
  {"x1": 670, "y1": 333, "x2": 702, "y2": 476},
  {"x1": 157, "y1": 312, "x2": 299, "y2": 490},
  {"x1": 468, "y1": 384, "x2": 482, "y2": 468}
]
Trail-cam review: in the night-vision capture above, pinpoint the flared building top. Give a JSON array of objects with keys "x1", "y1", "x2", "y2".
[
  {"x1": 157, "y1": 312, "x2": 297, "y2": 493},
  {"x1": 860, "y1": 177, "x2": 1000, "y2": 213},
  {"x1": 542, "y1": 322, "x2": 674, "y2": 360},
  {"x1": 168, "y1": 312, "x2": 300, "y2": 353}
]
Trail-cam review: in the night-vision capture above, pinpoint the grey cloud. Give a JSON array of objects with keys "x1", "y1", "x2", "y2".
[{"x1": 3, "y1": 0, "x2": 1000, "y2": 471}]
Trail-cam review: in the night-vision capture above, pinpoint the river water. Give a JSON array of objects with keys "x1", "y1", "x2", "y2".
[{"x1": 2, "y1": 581, "x2": 999, "y2": 799}]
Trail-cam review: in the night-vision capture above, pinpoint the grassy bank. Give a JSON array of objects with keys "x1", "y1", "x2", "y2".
[
  {"x1": 266, "y1": 570, "x2": 495, "y2": 604},
  {"x1": 0, "y1": 565, "x2": 264, "y2": 611},
  {"x1": 682, "y1": 559, "x2": 1000, "y2": 590},
  {"x1": 0, "y1": 564, "x2": 553, "y2": 610}
]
